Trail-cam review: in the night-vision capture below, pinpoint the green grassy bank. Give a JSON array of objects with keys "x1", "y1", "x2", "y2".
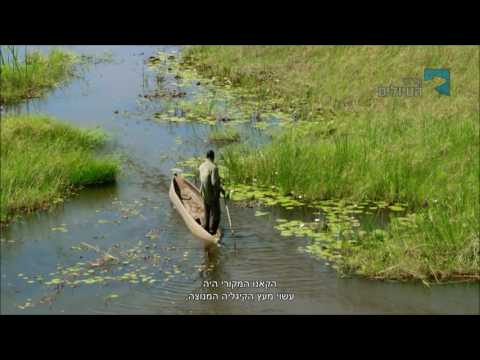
[
  {"x1": 183, "y1": 46, "x2": 480, "y2": 282},
  {"x1": 1, "y1": 115, "x2": 119, "y2": 225},
  {"x1": 0, "y1": 46, "x2": 77, "y2": 105}
]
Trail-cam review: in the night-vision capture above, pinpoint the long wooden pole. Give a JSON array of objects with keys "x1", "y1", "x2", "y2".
[
  {"x1": 224, "y1": 199, "x2": 234, "y2": 235},
  {"x1": 223, "y1": 197, "x2": 236, "y2": 250}
]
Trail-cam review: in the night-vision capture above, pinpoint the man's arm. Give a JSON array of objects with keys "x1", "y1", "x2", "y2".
[
  {"x1": 211, "y1": 166, "x2": 225, "y2": 196},
  {"x1": 210, "y1": 166, "x2": 218, "y2": 187}
]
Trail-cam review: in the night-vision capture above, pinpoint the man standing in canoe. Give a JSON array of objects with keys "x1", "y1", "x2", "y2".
[{"x1": 199, "y1": 150, "x2": 225, "y2": 235}]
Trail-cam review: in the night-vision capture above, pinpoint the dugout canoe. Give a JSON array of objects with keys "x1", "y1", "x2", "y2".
[{"x1": 169, "y1": 174, "x2": 221, "y2": 246}]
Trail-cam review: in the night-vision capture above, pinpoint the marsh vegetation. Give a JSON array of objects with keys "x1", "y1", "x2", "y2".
[
  {"x1": 0, "y1": 46, "x2": 77, "y2": 105},
  {"x1": 0, "y1": 115, "x2": 119, "y2": 225},
  {"x1": 208, "y1": 126, "x2": 241, "y2": 144},
  {"x1": 0, "y1": 46, "x2": 119, "y2": 225},
  {"x1": 181, "y1": 45, "x2": 480, "y2": 282}
]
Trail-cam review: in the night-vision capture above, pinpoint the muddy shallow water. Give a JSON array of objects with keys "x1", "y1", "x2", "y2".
[{"x1": 1, "y1": 45, "x2": 478, "y2": 314}]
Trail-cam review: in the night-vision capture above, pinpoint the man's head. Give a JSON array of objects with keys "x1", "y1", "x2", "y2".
[{"x1": 206, "y1": 150, "x2": 215, "y2": 161}]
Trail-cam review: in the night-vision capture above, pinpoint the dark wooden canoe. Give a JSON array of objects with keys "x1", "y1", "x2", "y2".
[{"x1": 169, "y1": 174, "x2": 221, "y2": 246}]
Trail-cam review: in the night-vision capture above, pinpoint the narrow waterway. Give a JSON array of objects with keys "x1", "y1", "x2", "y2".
[{"x1": 1, "y1": 45, "x2": 478, "y2": 314}]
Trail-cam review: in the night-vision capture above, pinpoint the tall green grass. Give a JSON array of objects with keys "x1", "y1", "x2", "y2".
[
  {"x1": 222, "y1": 113, "x2": 479, "y2": 280},
  {"x1": 1, "y1": 115, "x2": 119, "y2": 225},
  {"x1": 0, "y1": 46, "x2": 76, "y2": 105},
  {"x1": 185, "y1": 45, "x2": 480, "y2": 281}
]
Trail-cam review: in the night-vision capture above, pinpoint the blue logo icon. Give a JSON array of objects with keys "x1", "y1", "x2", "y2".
[{"x1": 424, "y1": 68, "x2": 450, "y2": 96}]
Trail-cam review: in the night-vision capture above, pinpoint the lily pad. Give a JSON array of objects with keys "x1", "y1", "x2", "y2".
[{"x1": 255, "y1": 210, "x2": 269, "y2": 217}]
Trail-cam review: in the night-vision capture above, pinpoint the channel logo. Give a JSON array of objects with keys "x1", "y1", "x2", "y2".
[{"x1": 423, "y1": 68, "x2": 450, "y2": 96}]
